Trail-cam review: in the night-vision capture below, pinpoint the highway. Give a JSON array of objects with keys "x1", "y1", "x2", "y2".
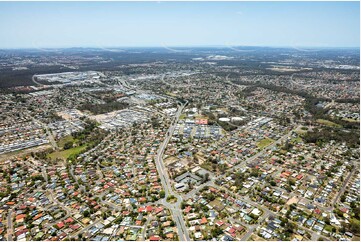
[
  {"x1": 154, "y1": 101, "x2": 190, "y2": 241},
  {"x1": 32, "y1": 74, "x2": 44, "y2": 86}
]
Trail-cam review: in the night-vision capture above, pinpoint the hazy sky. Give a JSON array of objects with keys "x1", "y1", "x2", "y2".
[{"x1": 0, "y1": 1, "x2": 359, "y2": 48}]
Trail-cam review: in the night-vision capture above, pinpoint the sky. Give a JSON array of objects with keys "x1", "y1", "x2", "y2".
[{"x1": 0, "y1": 1, "x2": 359, "y2": 48}]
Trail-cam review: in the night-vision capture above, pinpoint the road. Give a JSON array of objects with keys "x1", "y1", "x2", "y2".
[
  {"x1": 211, "y1": 183, "x2": 326, "y2": 241},
  {"x1": 42, "y1": 166, "x2": 48, "y2": 184},
  {"x1": 47, "y1": 190, "x2": 73, "y2": 217},
  {"x1": 216, "y1": 126, "x2": 298, "y2": 181},
  {"x1": 6, "y1": 209, "x2": 14, "y2": 241},
  {"x1": 30, "y1": 114, "x2": 58, "y2": 150},
  {"x1": 141, "y1": 215, "x2": 152, "y2": 240},
  {"x1": 183, "y1": 180, "x2": 214, "y2": 200},
  {"x1": 72, "y1": 219, "x2": 102, "y2": 238},
  {"x1": 69, "y1": 165, "x2": 86, "y2": 193},
  {"x1": 332, "y1": 165, "x2": 356, "y2": 206},
  {"x1": 324, "y1": 99, "x2": 335, "y2": 109},
  {"x1": 154, "y1": 101, "x2": 190, "y2": 241},
  {"x1": 43, "y1": 126, "x2": 59, "y2": 150},
  {"x1": 32, "y1": 74, "x2": 44, "y2": 86}
]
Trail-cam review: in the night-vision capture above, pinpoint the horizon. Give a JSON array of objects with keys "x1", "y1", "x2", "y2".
[
  {"x1": 0, "y1": 45, "x2": 360, "y2": 50},
  {"x1": 0, "y1": 1, "x2": 359, "y2": 49}
]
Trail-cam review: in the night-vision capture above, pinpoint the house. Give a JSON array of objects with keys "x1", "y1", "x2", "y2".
[
  {"x1": 200, "y1": 217, "x2": 208, "y2": 225},
  {"x1": 65, "y1": 217, "x2": 74, "y2": 224},
  {"x1": 149, "y1": 235, "x2": 160, "y2": 241},
  {"x1": 155, "y1": 207, "x2": 164, "y2": 214},
  {"x1": 146, "y1": 205, "x2": 153, "y2": 212},
  {"x1": 166, "y1": 233, "x2": 174, "y2": 239},
  {"x1": 216, "y1": 220, "x2": 225, "y2": 227},
  {"x1": 251, "y1": 208, "x2": 261, "y2": 216},
  {"x1": 56, "y1": 221, "x2": 65, "y2": 229},
  {"x1": 162, "y1": 221, "x2": 171, "y2": 227},
  {"x1": 184, "y1": 206, "x2": 192, "y2": 214},
  {"x1": 194, "y1": 232, "x2": 203, "y2": 239}
]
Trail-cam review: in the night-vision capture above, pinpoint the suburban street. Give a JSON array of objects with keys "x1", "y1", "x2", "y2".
[
  {"x1": 215, "y1": 126, "x2": 299, "y2": 182},
  {"x1": 154, "y1": 101, "x2": 190, "y2": 241},
  {"x1": 6, "y1": 209, "x2": 14, "y2": 241}
]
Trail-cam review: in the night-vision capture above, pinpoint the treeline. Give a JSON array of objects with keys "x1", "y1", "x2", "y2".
[
  {"x1": 217, "y1": 121, "x2": 238, "y2": 132},
  {"x1": 78, "y1": 101, "x2": 129, "y2": 115},
  {"x1": 69, "y1": 119, "x2": 108, "y2": 161},
  {"x1": 303, "y1": 127, "x2": 359, "y2": 148},
  {"x1": 176, "y1": 97, "x2": 188, "y2": 104},
  {"x1": 72, "y1": 119, "x2": 97, "y2": 138},
  {"x1": 0, "y1": 65, "x2": 75, "y2": 88},
  {"x1": 304, "y1": 99, "x2": 359, "y2": 130},
  {"x1": 232, "y1": 79, "x2": 359, "y2": 127},
  {"x1": 232, "y1": 76, "x2": 360, "y2": 106},
  {"x1": 335, "y1": 98, "x2": 360, "y2": 104},
  {"x1": 239, "y1": 86, "x2": 258, "y2": 97}
]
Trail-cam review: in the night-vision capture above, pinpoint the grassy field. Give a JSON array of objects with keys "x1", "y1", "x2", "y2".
[
  {"x1": 166, "y1": 195, "x2": 177, "y2": 203},
  {"x1": 57, "y1": 135, "x2": 75, "y2": 149},
  {"x1": 295, "y1": 126, "x2": 308, "y2": 135},
  {"x1": 200, "y1": 163, "x2": 214, "y2": 172},
  {"x1": 166, "y1": 92, "x2": 178, "y2": 97},
  {"x1": 323, "y1": 225, "x2": 334, "y2": 232},
  {"x1": 195, "y1": 115, "x2": 208, "y2": 119},
  {"x1": 48, "y1": 144, "x2": 87, "y2": 160},
  {"x1": 316, "y1": 119, "x2": 341, "y2": 128},
  {"x1": 179, "y1": 114, "x2": 187, "y2": 120},
  {"x1": 257, "y1": 138, "x2": 274, "y2": 149},
  {"x1": 291, "y1": 136, "x2": 303, "y2": 144}
]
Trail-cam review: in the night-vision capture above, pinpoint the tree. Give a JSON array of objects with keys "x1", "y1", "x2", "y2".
[
  {"x1": 250, "y1": 169, "x2": 260, "y2": 177},
  {"x1": 83, "y1": 210, "x2": 90, "y2": 217},
  {"x1": 288, "y1": 179, "x2": 296, "y2": 186},
  {"x1": 204, "y1": 173, "x2": 210, "y2": 182},
  {"x1": 211, "y1": 227, "x2": 223, "y2": 238},
  {"x1": 63, "y1": 141, "x2": 74, "y2": 150},
  {"x1": 324, "y1": 217, "x2": 330, "y2": 225},
  {"x1": 350, "y1": 219, "x2": 360, "y2": 233},
  {"x1": 181, "y1": 202, "x2": 187, "y2": 209}
]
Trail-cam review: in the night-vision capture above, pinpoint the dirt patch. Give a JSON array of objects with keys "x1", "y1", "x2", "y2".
[{"x1": 286, "y1": 196, "x2": 299, "y2": 205}]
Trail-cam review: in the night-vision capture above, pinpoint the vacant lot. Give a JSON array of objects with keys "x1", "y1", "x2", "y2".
[
  {"x1": 257, "y1": 138, "x2": 274, "y2": 149},
  {"x1": 316, "y1": 119, "x2": 341, "y2": 128},
  {"x1": 48, "y1": 145, "x2": 87, "y2": 160},
  {"x1": 57, "y1": 135, "x2": 75, "y2": 149}
]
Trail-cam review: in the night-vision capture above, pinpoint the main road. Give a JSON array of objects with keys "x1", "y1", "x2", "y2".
[
  {"x1": 6, "y1": 209, "x2": 14, "y2": 241},
  {"x1": 154, "y1": 101, "x2": 190, "y2": 241}
]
